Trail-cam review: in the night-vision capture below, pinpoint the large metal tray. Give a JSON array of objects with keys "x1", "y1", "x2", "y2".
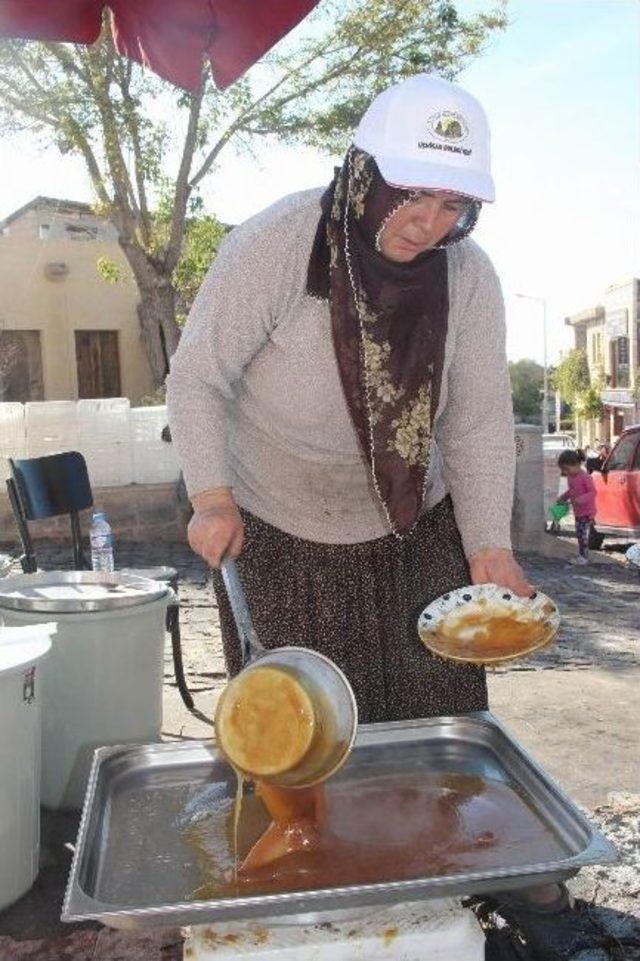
[{"x1": 63, "y1": 712, "x2": 617, "y2": 930}]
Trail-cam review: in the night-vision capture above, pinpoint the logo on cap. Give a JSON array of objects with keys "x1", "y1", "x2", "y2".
[{"x1": 428, "y1": 110, "x2": 469, "y2": 142}]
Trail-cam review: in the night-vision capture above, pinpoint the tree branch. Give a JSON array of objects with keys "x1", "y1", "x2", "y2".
[
  {"x1": 188, "y1": 1, "x2": 415, "y2": 189},
  {"x1": 164, "y1": 75, "x2": 205, "y2": 271},
  {"x1": 0, "y1": 77, "x2": 59, "y2": 129},
  {"x1": 5, "y1": 48, "x2": 65, "y2": 111},
  {"x1": 84, "y1": 37, "x2": 142, "y2": 237},
  {"x1": 42, "y1": 41, "x2": 92, "y2": 84},
  {"x1": 68, "y1": 122, "x2": 113, "y2": 211},
  {"x1": 114, "y1": 58, "x2": 152, "y2": 243},
  {"x1": 187, "y1": 27, "x2": 345, "y2": 189}
]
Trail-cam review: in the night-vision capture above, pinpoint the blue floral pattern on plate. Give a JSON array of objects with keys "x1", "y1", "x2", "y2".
[{"x1": 417, "y1": 583, "x2": 560, "y2": 665}]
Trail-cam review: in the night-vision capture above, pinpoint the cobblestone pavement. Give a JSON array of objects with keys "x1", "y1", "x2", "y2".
[
  {"x1": 497, "y1": 552, "x2": 639, "y2": 673},
  {"x1": 2, "y1": 540, "x2": 638, "y2": 683},
  {"x1": 2, "y1": 540, "x2": 638, "y2": 746},
  {"x1": 2, "y1": 539, "x2": 638, "y2": 755}
]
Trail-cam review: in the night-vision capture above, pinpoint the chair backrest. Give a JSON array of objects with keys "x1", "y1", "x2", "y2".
[{"x1": 10, "y1": 451, "x2": 93, "y2": 520}]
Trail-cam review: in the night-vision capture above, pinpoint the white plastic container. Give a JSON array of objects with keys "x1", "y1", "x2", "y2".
[
  {"x1": 130, "y1": 406, "x2": 180, "y2": 484},
  {"x1": 0, "y1": 573, "x2": 172, "y2": 810},
  {"x1": 186, "y1": 899, "x2": 486, "y2": 961},
  {"x1": 0, "y1": 623, "x2": 54, "y2": 910}
]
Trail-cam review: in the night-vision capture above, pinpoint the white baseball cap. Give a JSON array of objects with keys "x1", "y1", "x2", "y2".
[{"x1": 353, "y1": 74, "x2": 495, "y2": 202}]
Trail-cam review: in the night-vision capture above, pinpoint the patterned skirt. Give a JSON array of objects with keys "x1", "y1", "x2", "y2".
[{"x1": 212, "y1": 496, "x2": 487, "y2": 724}]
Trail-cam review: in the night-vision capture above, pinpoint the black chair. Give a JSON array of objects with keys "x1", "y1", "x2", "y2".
[
  {"x1": 6, "y1": 451, "x2": 194, "y2": 710},
  {"x1": 8, "y1": 451, "x2": 92, "y2": 572}
]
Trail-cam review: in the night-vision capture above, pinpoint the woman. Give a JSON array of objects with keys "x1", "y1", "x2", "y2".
[{"x1": 167, "y1": 73, "x2": 533, "y2": 724}]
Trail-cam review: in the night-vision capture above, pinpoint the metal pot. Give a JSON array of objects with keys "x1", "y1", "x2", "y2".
[{"x1": 214, "y1": 558, "x2": 357, "y2": 788}]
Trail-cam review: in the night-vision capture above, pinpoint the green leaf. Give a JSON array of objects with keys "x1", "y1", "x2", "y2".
[{"x1": 96, "y1": 256, "x2": 122, "y2": 283}]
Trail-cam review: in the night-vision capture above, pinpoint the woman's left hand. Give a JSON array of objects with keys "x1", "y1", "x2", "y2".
[{"x1": 468, "y1": 548, "x2": 534, "y2": 598}]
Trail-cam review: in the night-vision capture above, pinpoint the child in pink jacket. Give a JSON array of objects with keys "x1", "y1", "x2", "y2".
[{"x1": 556, "y1": 450, "x2": 597, "y2": 564}]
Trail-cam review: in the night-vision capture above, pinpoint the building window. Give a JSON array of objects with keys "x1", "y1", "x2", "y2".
[
  {"x1": 74, "y1": 330, "x2": 121, "y2": 398},
  {"x1": 591, "y1": 331, "x2": 604, "y2": 365},
  {"x1": 611, "y1": 336, "x2": 630, "y2": 388},
  {"x1": 0, "y1": 330, "x2": 44, "y2": 401},
  {"x1": 65, "y1": 222, "x2": 98, "y2": 241},
  {"x1": 0, "y1": 225, "x2": 10, "y2": 237},
  {"x1": 617, "y1": 337, "x2": 629, "y2": 366},
  {"x1": 39, "y1": 223, "x2": 50, "y2": 240}
]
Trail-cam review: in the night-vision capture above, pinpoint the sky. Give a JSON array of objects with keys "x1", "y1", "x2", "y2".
[{"x1": 0, "y1": 0, "x2": 638, "y2": 365}]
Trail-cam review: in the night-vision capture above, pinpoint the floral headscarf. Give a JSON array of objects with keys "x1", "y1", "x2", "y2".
[{"x1": 307, "y1": 147, "x2": 480, "y2": 536}]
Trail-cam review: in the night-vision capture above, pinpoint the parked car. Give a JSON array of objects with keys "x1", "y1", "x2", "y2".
[{"x1": 593, "y1": 426, "x2": 640, "y2": 537}]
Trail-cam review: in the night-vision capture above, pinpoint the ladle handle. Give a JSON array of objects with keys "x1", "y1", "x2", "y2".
[{"x1": 220, "y1": 556, "x2": 264, "y2": 665}]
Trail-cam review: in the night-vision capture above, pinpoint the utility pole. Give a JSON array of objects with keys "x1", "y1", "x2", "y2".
[{"x1": 516, "y1": 293, "x2": 549, "y2": 432}]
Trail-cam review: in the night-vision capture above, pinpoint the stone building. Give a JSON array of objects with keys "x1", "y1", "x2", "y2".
[
  {"x1": 0, "y1": 197, "x2": 154, "y2": 404},
  {"x1": 565, "y1": 277, "x2": 639, "y2": 443}
]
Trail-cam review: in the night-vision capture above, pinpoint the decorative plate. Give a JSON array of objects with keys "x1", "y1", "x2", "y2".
[{"x1": 417, "y1": 583, "x2": 560, "y2": 666}]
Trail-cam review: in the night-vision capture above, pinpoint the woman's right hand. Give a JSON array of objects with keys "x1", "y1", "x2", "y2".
[{"x1": 187, "y1": 488, "x2": 244, "y2": 568}]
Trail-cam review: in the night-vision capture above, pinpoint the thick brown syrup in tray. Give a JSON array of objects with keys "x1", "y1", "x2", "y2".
[{"x1": 185, "y1": 771, "x2": 563, "y2": 899}]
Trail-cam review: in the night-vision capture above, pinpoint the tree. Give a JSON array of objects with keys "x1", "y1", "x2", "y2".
[
  {"x1": 99, "y1": 211, "x2": 229, "y2": 324},
  {"x1": 552, "y1": 349, "x2": 591, "y2": 407},
  {"x1": 172, "y1": 216, "x2": 228, "y2": 325},
  {"x1": 509, "y1": 359, "x2": 544, "y2": 423},
  {"x1": 574, "y1": 385, "x2": 604, "y2": 423},
  {"x1": 0, "y1": 0, "x2": 507, "y2": 385},
  {"x1": 552, "y1": 348, "x2": 604, "y2": 438}
]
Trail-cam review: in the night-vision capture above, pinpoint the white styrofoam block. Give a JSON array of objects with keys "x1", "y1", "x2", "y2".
[
  {"x1": 0, "y1": 403, "x2": 26, "y2": 477},
  {"x1": 0, "y1": 403, "x2": 25, "y2": 447},
  {"x1": 0, "y1": 445, "x2": 27, "y2": 468},
  {"x1": 77, "y1": 399, "x2": 132, "y2": 487},
  {"x1": 0, "y1": 456, "x2": 15, "y2": 480},
  {"x1": 186, "y1": 899, "x2": 485, "y2": 961},
  {"x1": 77, "y1": 397, "x2": 130, "y2": 442},
  {"x1": 25, "y1": 401, "x2": 78, "y2": 456},
  {"x1": 130, "y1": 405, "x2": 167, "y2": 438},
  {"x1": 77, "y1": 398, "x2": 130, "y2": 415},
  {"x1": 130, "y1": 406, "x2": 179, "y2": 484},
  {"x1": 83, "y1": 444, "x2": 133, "y2": 488},
  {"x1": 25, "y1": 400, "x2": 77, "y2": 427}
]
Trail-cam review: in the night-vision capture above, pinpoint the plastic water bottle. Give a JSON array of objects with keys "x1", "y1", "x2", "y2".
[{"x1": 90, "y1": 512, "x2": 115, "y2": 572}]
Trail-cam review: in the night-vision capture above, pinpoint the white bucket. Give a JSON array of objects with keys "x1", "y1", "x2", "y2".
[
  {"x1": 0, "y1": 624, "x2": 54, "y2": 910},
  {"x1": 0, "y1": 596, "x2": 171, "y2": 810}
]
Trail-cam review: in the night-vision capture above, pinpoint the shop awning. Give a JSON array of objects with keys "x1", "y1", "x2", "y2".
[{"x1": 0, "y1": 0, "x2": 319, "y2": 90}]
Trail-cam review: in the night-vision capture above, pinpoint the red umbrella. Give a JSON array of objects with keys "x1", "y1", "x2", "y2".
[{"x1": 0, "y1": 0, "x2": 320, "y2": 91}]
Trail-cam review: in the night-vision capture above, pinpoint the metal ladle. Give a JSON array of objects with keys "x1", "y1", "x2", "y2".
[{"x1": 215, "y1": 557, "x2": 358, "y2": 788}]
